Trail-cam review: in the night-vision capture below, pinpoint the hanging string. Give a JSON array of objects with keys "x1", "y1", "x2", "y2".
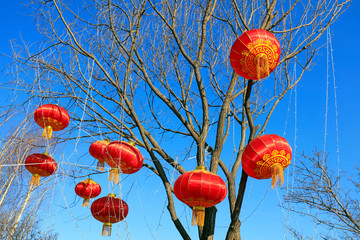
[
  {"x1": 327, "y1": 27, "x2": 341, "y2": 179},
  {"x1": 54, "y1": 155, "x2": 88, "y2": 240},
  {"x1": 323, "y1": 28, "x2": 330, "y2": 157},
  {"x1": 291, "y1": 61, "x2": 297, "y2": 190}
]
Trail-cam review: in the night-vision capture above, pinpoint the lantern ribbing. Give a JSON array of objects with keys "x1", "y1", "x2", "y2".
[
  {"x1": 241, "y1": 134, "x2": 292, "y2": 188},
  {"x1": 34, "y1": 104, "x2": 70, "y2": 139},
  {"x1": 173, "y1": 166, "x2": 227, "y2": 226},
  {"x1": 230, "y1": 29, "x2": 281, "y2": 80}
]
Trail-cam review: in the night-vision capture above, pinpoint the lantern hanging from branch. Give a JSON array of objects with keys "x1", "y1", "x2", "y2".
[
  {"x1": 24, "y1": 153, "x2": 57, "y2": 187},
  {"x1": 242, "y1": 134, "x2": 292, "y2": 188},
  {"x1": 230, "y1": 29, "x2": 281, "y2": 80},
  {"x1": 173, "y1": 166, "x2": 227, "y2": 226},
  {"x1": 104, "y1": 141, "x2": 143, "y2": 184},
  {"x1": 34, "y1": 104, "x2": 70, "y2": 140},
  {"x1": 75, "y1": 179, "x2": 101, "y2": 207},
  {"x1": 89, "y1": 140, "x2": 111, "y2": 171},
  {"x1": 91, "y1": 193, "x2": 129, "y2": 236}
]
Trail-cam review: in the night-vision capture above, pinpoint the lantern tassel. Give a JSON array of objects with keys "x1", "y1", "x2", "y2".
[
  {"x1": 109, "y1": 168, "x2": 119, "y2": 184},
  {"x1": 192, "y1": 206, "x2": 205, "y2": 227},
  {"x1": 42, "y1": 125, "x2": 53, "y2": 140},
  {"x1": 101, "y1": 223, "x2": 112, "y2": 236},
  {"x1": 82, "y1": 198, "x2": 89, "y2": 207},
  {"x1": 256, "y1": 53, "x2": 269, "y2": 79},
  {"x1": 97, "y1": 161, "x2": 105, "y2": 171},
  {"x1": 271, "y1": 164, "x2": 284, "y2": 188},
  {"x1": 30, "y1": 174, "x2": 41, "y2": 186}
]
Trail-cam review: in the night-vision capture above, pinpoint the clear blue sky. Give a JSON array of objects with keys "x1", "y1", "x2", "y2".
[{"x1": 0, "y1": 1, "x2": 359, "y2": 240}]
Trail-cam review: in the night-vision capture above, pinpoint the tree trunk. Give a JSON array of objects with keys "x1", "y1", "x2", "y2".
[{"x1": 199, "y1": 206, "x2": 217, "y2": 240}]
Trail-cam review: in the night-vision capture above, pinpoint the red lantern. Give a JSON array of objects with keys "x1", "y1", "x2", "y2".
[
  {"x1": 75, "y1": 179, "x2": 101, "y2": 207},
  {"x1": 104, "y1": 141, "x2": 143, "y2": 184},
  {"x1": 89, "y1": 140, "x2": 111, "y2": 171},
  {"x1": 242, "y1": 134, "x2": 292, "y2": 188},
  {"x1": 173, "y1": 166, "x2": 227, "y2": 226},
  {"x1": 34, "y1": 104, "x2": 70, "y2": 139},
  {"x1": 91, "y1": 193, "x2": 129, "y2": 236},
  {"x1": 230, "y1": 29, "x2": 281, "y2": 80},
  {"x1": 24, "y1": 153, "x2": 57, "y2": 186}
]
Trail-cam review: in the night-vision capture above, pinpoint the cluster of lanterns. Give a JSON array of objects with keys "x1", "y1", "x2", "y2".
[
  {"x1": 24, "y1": 103, "x2": 144, "y2": 236},
  {"x1": 25, "y1": 104, "x2": 70, "y2": 187},
  {"x1": 23, "y1": 28, "x2": 292, "y2": 235},
  {"x1": 229, "y1": 30, "x2": 292, "y2": 186},
  {"x1": 76, "y1": 140, "x2": 143, "y2": 236}
]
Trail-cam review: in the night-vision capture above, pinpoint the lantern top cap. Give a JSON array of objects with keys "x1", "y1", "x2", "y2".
[
  {"x1": 196, "y1": 166, "x2": 207, "y2": 171},
  {"x1": 108, "y1": 193, "x2": 116, "y2": 197},
  {"x1": 42, "y1": 152, "x2": 50, "y2": 156},
  {"x1": 128, "y1": 140, "x2": 136, "y2": 147}
]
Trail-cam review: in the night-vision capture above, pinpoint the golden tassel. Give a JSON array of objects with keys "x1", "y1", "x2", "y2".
[
  {"x1": 101, "y1": 223, "x2": 112, "y2": 236},
  {"x1": 82, "y1": 198, "x2": 89, "y2": 207},
  {"x1": 97, "y1": 161, "x2": 105, "y2": 171},
  {"x1": 42, "y1": 125, "x2": 53, "y2": 140},
  {"x1": 30, "y1": 174, "x2": 41, "y2": 186},
  {"x1": 256, "y1": 53, "x2": 270, "y2": 79},
  {"x1": 192, "y1": 206, "x2": 205, "y2": 226},
  {"x1": 271, "y1": 164, "x2": 284, "y2": 188},
  {"x1": 109, "y1": 168, "x2": 119, "y2": 184}
]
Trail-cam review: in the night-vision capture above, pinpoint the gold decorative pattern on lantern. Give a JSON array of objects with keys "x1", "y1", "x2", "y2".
[
  {"x1": 182, "y1": 197, "x2": 218, "y2": 207},
  {"x1": 253, "y1": 150, "x2": 291, "y2": 179},
  {"x1": 26, "y1": 166, "x2": 54, "y2": 177},
  {"x1": 238, "y1": 38, "x2": 279, "y2": 79}
]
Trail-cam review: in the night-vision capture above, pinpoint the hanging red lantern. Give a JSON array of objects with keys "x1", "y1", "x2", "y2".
[
  {"x1": 104, "y1": 141, "x2": 143, "y2": 184},
  {"x1": 89, "y1": 140, "x2": 111, "y2": 171},
  {"x1": 91, "y1": 193, "x2": 129, "y2": 236},
  {"x1": 75, "y1": 179, "x2": 101, "y2": 207},
  {"x1": 24, "y1": 153, "x2": 57, "y2": 186},
  {"x1": 242, "y1": 134, "x2": 292, "y2": 188},
  {"x1": 173, "y1": 166, "x2": 227, "y2": 226},
  {"x1": 230, "y1": 29, "x2": 281, "y2": 80},
  {"x1": 34, "y1": 104, "x2": 70, "y2": 140}
]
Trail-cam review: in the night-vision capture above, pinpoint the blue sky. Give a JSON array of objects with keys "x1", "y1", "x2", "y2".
[{"x1": 1, "y1": 1, "x2": 360, "y2": 240}]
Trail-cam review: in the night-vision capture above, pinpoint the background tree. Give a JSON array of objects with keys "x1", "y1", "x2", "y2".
[
  {"x1": 5, "y1": 0, "x2": 351, "y2": 239},
  {"x1": 284, "y1": 152, "x2": 360, "y2": 240},
  {"x1": 0, "y1": 114, "x2": 58, "y2": 240}
]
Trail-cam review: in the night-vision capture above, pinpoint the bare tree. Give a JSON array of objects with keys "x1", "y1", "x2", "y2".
[
  {"x1": 0, "y1": 115, "x2": 58, "y2": 240},
  {"x1": 284, "y1": 152, "x2": 360, "y2": 240},
  {"x1": 6, "y1": 0, "x2": 351, "y2": 239}
]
